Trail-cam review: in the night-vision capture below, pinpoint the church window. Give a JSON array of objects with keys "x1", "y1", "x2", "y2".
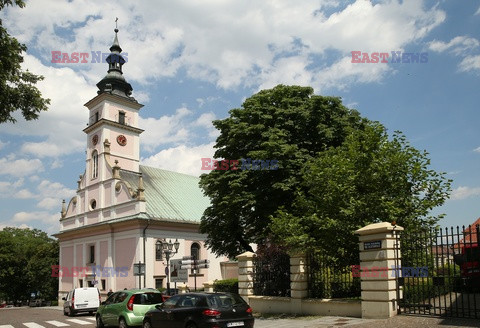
[
  {"x1": 90, "y1": 199, "x2": 97, "y2": 210},
  {"x1": 191, "y1": 242, "x2": 200, "y2": 261},
  {"x1": 155, "y1": 241, "x2": 163, "y2": 261},
  {"x1": 95, "y1": 112, "x2": 99, "y2": 122},
  {"x1": 119, "y1": 111, "x2": 125, "y2": 125},
  {"x1": 92, "y1": 150, "x2": 98, "y2": 179},
  {"x1": 89, "y1": 245, "x2": 95, "y2": 264}
]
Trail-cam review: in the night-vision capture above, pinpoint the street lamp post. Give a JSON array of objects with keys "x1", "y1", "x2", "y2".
[{"x1": 156, "y1": 238, "x2": 180, "y2": 296}]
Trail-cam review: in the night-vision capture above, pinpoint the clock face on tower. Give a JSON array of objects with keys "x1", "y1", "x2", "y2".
[
  {"x1": 92, "y1": 134, "x2": 98, "y2": 145},
  {"x1": 117, "y1": 135, "x2": 127, "y2": 146}
]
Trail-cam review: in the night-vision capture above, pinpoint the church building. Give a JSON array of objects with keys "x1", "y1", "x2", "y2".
[{"x1": 55, "y1": 28, "x2": 235, "y2": 301}]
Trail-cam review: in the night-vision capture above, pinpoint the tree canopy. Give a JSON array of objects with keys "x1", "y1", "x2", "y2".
[
  {"x1": 199, "y1": 85, "x2": 451, "y2": 258},
  {"x1": 199, "y1": 85, "x2": 371, "y2": 257},
  {"x1": 0, "y1": 0, "x2": 50, "y2": 124},
  {"x1": 0, "y1": 227, "x2": 58, "y2": 302}
]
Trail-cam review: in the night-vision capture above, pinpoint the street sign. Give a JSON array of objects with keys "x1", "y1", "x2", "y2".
[
  {"x1": 133, "y1": 263, "x2": 145, "y2": 276},
  {"x1": 170, "y1": 259, "x2": 188, "y2": 282},
  {"x1": 182, "y1": 256, "x2": 194, "y2": 260}
]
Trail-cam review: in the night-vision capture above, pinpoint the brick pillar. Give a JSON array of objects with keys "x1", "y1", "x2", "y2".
[
  {"x1": 237, "y1": 251, "x2": 255, "y2": 302},
  {"x1": 290, "y1": 253, "x2": 308, "y2": 313},
  {"x1": 355, "y1": 222, "x2": 403, "y2": 319}
]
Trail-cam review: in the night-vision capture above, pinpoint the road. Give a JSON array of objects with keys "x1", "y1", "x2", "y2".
[
  {"x1": 1, "y1": 306, "x2": 480, "y2": 328},
  {"x1": 0, "y1": 307, "x2": 371, "y2": 328}
]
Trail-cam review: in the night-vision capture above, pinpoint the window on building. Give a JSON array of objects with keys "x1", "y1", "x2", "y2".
[
  {"x1": 95, "y1": 112, "x2": 99, "y2": 122},
  {"x1": 155, "y1": 241, "x2": 163, "y2": 261},
  {"x1": 101, "y1": 279, "x2": 106, "y2": 291},
  {"x1": 88, "y1": 280, "x2": 94, "y2": 287},
  {"x1": 155, "y1": 278, "x2": 163, "y2": 289},
  {"x1": 119, "y1": 111, "x2": 125, "y2": 125},
  {"x1": 191, "y1": 243, "x2": 200, "y2": 261},
  {"x1": 89, "y1": 245, "x2": 95, "y2": 264},
  {"x1": 79, "y1": 279, "x2": 83, "y2": 288},
  {"x1": 92, "y1": 150, "x2": 98, "y2": 179}
]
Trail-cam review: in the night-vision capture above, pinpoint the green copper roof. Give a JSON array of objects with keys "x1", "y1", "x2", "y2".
[{"x1": 119, "y1": 166, "x2": 210, "y2": 223}]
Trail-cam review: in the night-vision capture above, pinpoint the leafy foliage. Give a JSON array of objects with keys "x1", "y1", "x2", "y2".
[
  {"x1": 252, "y1": 243, "x2": 290, "y2": 297},
  {"x1": 0, "y1": 227, "x2": 58, "y2": 301},
  {"x1": 270, "y1": 123, "x2": 451, "y2": 261},
  {"x1": 213, "y1": 278, "x2": 239, "y2": 294},
  {"x1": 199, "y1": 85, "x2": 369, "y2": 257},
  {"x1": 0, "y1": 0, "x2": 50, "y2": 123}
]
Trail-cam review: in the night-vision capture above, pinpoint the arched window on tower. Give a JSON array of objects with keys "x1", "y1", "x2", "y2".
[{"x1": 92, "y1": 150, "x2": 98, "y2": 179}]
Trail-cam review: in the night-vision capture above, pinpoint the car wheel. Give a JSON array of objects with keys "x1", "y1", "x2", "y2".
[
  {"x1": 143, "y1": 320, "x2": 152, "y2": 328},
  {"x1": 68, "y1": 307, "x2": 75, "y2": 317},
  {"x1": 63, "y1": 308, "x2": 67, "y2": 316},
  {"x1": 96, "y1": 315, "x2": 104, "y2": 328},
  {"x1": 185, "y1": 322, "x2": 197, "y2": 328},
  {"x1": 119, "y1": 318, "x2": 129, "y2": 328}
]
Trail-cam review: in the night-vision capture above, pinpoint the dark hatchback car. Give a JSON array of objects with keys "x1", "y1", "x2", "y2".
[{"x1": 143, "y1": 292, "x2": 254, "y2": 328}]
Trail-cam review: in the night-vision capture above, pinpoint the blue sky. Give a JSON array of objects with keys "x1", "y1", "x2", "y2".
[{"x1": 0, "y1": 0, "x2": 479, "y2": 235}]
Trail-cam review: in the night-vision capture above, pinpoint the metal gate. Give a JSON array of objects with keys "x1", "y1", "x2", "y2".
[{"x1": 397, "y1": 224, "x2": 480, "y2": 318}]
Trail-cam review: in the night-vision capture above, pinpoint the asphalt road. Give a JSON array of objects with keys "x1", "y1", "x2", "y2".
[
  {"x1": 0, "y1": 307, "x2": 96, "y2": 328},
  {"x1": 1, "y1": 306, "x2": 480, "y2": 328}
]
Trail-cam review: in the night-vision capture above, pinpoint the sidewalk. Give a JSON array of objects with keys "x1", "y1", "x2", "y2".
[{"x1": 254, "y1": 315, "x2": 480, "y2": 328}]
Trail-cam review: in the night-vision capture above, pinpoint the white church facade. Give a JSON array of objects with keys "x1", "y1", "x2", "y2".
[{"x1": 55, "y1": 28, "x2": 235, "y2": 301}]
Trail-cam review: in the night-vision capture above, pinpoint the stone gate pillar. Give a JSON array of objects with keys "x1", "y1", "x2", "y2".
[
  {"x1": 237, "y1": 251, "x2": 255, "y2": 302},
  {"x1": 355, "y1": 222, "x2": 403, "y2": 319}
]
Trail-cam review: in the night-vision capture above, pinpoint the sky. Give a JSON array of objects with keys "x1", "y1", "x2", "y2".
[{"x1": 0, "y1": 0, "x2": 479, "y2": 236}]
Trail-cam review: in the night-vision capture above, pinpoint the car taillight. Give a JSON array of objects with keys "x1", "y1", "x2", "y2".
[
  {"x1": 71, "y1": 295, "x2": 75, "y2": 309},
  {"x1": 246, "y1": 307, "x2": 252, "y2": 313},
  {"x1": 126, "y1": 295, "x2": 135, "y2": 311},
  {"x1": 203, "y1": 309, "x2": 221, "y2": 317}
]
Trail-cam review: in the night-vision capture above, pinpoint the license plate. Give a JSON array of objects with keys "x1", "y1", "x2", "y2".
[
  {"x1": 227, "y1": 322, "x2": 244, "y2": 327},
  {"x1": 76, "y1": 304, "x2": 87, "y2": 308}
]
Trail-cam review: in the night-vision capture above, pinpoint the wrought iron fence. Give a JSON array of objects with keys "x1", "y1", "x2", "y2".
[
  {"x1": 399, "y1": 224, "x2": 480, "y2": 318},
  {"x1": 308, "y1": 250, "x2": 361, "y2": 299},
  {"x1": 252, "y1": 250, "x2": 291, "y2": 297}
]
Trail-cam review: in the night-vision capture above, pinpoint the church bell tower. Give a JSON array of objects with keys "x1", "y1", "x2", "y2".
[{"x1": 82, "y1": 26, "x2": 144, "y2": 187}]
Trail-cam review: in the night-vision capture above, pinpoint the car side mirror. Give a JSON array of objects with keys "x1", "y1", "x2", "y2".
[
  {"x1": 155, "y1": 304, "x2": 163, "y2": 310},
  {"x1": 62, "y1": 297, "x2": 66, "y2": 301}
]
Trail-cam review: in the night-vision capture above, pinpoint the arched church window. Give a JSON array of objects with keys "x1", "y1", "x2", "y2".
[
  {"x1": 119, "y1": 111, "x2": 125, "y2": 125},
  {"x1": 92, "y1": 150, "x2": 98, "y2": 179},
  {"x1": 191, "y1": 242, "x2": 200, "y2": 261}
]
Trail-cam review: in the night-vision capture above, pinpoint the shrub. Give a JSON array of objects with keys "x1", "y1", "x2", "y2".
[{"x1": 213, "y1": 279, "x2": 239, "y2": 294}]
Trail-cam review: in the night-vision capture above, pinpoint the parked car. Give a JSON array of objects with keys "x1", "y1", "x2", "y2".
[
  {"x1": 63, "y1": 287, "x2": 101, "y2": 316},
  {"x1": 143, "y1": 292, "x2": 254, "y2": 328},
  {"x1": 96, "y1": 289, "x2": 164, "y2": 328}
]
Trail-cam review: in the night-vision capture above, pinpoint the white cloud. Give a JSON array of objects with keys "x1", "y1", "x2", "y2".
[
  {"x1": 14, "y1": 189, "x2": 36, "y2": 199},
  {"x1": 37, "y1": 180, "x2": 76, "y2": 199},
  {"x1": 142, "y1": 143, "x2": 215, "y2": 176},
  {"x1": 458, "y1": 55, "x2": 480, "y2": 74},
  {"x1": 429, "y1": 36, "x2": 479, "y2": 56},
  {"x1": 0, "y1": 0, "x2": 446, "y2": 93},
  {"x1": 450, "y1": 186, "x2": 480, "y2": 200},
  {"x1": 37, "y1": 197, "x2": 62, "y2": 210},
  {"x1": 0, "y1": 157, "x2": 44, "y2": 177},
  {"x1": 0, "y1": 140, "x2": 7, "y2": 151},
  {"x1": 12, "y1": 211, "x2": 60, "y2": 235},
  {"x1": 476, "y1": 6, "x2": 480, "y2": 16},
  {"x1": 474, "y1": 147, "x2": 480, "y2": 153},
  {"x1": 140, "y1": 107, "x2": 193, "y2": 152},
  {"x1": 0, "y1": 223, "x2": 32, "y2": 231}
]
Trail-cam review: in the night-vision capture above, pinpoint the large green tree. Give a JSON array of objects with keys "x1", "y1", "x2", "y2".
[
  {"x1": 269, "y1": 123, "x2": 451, "y2": 262},
  {"x1": 0, "y1": 227, "x2": 58, "y2": 301},
  {"x1": 200, "y1": 85, "x2": 451, "y2": 259},
  {"x1": 0, "y1": 0, "x2": 50, "y2": 124},
  {"x1": 199, "y1": 85, "x2": 371, "y2": 257}
]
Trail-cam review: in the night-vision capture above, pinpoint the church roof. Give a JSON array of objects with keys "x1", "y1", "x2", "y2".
[{"x1": 119, "y1": 165, "x2": 210, "y2": 224}]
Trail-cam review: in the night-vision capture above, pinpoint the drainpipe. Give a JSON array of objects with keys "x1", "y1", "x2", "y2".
[{"x1": 143, "y1": 218, "x2": 151, "y2": 288}]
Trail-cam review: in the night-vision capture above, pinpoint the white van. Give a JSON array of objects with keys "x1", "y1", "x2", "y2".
[{"x1": 62, "y1": 287, "x2": 100, "y2": 316}]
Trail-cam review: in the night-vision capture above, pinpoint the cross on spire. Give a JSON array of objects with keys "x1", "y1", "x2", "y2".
[{"x1": 115, "y1": 17, "x2": 118, "y2": 33}]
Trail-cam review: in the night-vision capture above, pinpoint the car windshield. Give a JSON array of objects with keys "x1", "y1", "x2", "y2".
[
  {"x1": 206, "y1": 294, "x2": 245, "y2": 309},
  {"x1": 133, "y1": 293, "x2": 163, "y2": 305}
]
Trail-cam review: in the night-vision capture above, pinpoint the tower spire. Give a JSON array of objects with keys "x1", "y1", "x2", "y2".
[{"x1": 96, "y1": 18, "x2": 135, "y2": 100}]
